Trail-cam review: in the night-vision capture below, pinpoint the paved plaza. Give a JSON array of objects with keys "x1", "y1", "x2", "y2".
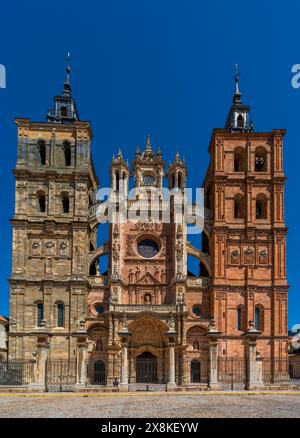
[{"x1": 0, "y1": 392, "x2": 299, "y2": 418}]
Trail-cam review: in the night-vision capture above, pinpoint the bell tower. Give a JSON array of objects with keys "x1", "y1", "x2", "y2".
[
  {"x1": 9, "y1": 58, "x2": 98, "y2": 360},
  {"x1": 204, "y1": 70, "x2": 288, "y2": 359},
  {"x1": 132, "y1": 135, "x2": 164, "y2": 189}
]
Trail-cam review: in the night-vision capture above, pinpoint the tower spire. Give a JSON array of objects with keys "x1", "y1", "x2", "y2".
[
  {"x1": 233, "y1": 63, "x2": 242, "y2": 103},
  {"x1": 145, "y1": 134, "x2": 152, "y2": 151},
  {"x1": 46, "y1": 52, "x2": 79, "y2": 124},
  {"x1": 225, "y1": 64, "x2": 252, "y2": 132},
  {"x1": 63, "y1": 52, "x2": 72, "y2": 97}
]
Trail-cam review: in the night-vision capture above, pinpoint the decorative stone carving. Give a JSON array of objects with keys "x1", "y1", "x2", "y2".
[
  {"x1": 44, "y1": 240, "x2": 56, "y2": 256},
  {"x1": 126, "y1": 236, "x2": 135, "y2": 256},
  {"x1": 31, "y1": 240, "x2": 41, "y2": 256},
  {"x1": 76, "y1": 182, "x2": 86, "y2": 191},
  {"x1": 109, "y1": 289, "x2": 118, "y2": 304},
  {"x1": 168, "y1": 312, "x2": 176, "y2": 331},
  {"x1": 59, "y1": 240, "x2": 69, "y2": 256},
  {"x1": 135, "y1": 221, "x2": 160, "y2": 233},
  {"x1": 144, "y1": 294, "x2": 152, "y2": 305},
  {"x1": 161, "y1": 268, "x2": 166, "y2": 283},
  {"x1": 177, "y1": 291, "x2": 185, "y2": 305},
  {"x1": 231, "y1": 249, "x2": 240, "y2": 264},
  {"x1": 259, "y1": 249, "x2": 268, "y2": 265},
  {"x1": 243, "y1": 246, "x2": 255, "y2": 264},
  {"x1": 128, "y1": 268, "x2": 134, "y2": 283},
  {"x1": 135, "y1": 266, "x2": 141, "y2": 281}
]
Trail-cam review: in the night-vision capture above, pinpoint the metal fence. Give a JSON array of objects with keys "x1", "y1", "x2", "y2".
[
  {"x1": 218, "y1": 358, "x2": 246, "y2": 390},
  {"x1": 262, "y1": 359, "x2": 300, "y2": 384},
  {"x1": 45, "y1": 359, "x2": 77, "y2": 392},
  {"x1": 0, "y1": 360, "x2": 34, "y2": 386}
]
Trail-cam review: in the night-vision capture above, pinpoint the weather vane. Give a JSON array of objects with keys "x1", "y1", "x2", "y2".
[
  {"x1": 234, "y1": 63, "x2": 240, "y2": 82},
  {"x1": 65, "y1": 51, "x2": 72, "y2": 73}
]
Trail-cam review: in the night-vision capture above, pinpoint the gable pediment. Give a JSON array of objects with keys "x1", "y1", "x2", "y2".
[{"x1": 135, "y1": 272, "x2": 160, "y2": 285}]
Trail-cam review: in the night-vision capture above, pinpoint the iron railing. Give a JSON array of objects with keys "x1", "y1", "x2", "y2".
[
  {"x1": 45, "y1": 359, "x2": 77, "y2": 392},
  {"x1": 0, "y1": 359, "x2": 34, "y2": 386}
]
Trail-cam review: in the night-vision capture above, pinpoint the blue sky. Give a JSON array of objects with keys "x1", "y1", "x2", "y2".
[{"x1": 0, "y1": 0, "x2": 299, "y2": 327}]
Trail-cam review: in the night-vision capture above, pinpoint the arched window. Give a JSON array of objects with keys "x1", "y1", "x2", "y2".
[
  {"x1": 255, "y1": 147, "x2": 267, "y2": 172},
  {"x1": 256, "y1": 194, "x2": 267, "y2": 219},
  {"x1": 172, "y1": 174, "x2": 175, "y2": 189},
  {"x1": 63, "y1": 142, "x2": 71, "y2": 166},
  {"x1": 178, "y1": 172, "x2": 182, "y2": 189},
  {"x1": 237, "y1": 306, "x2": 243, "y2": 331},
  {"x1": 205, "y1": 186, "x2": 212, "y2": 209},
  {"x1": 234, "y1": 147, "x2": 245, "y2": 172},
  {"x1": 38, "y1": 140, "x2": 46, "y2": 165},
  {"x1": 115, "y1": 171, "x2": 120, "y2": 192},
  {"x1": 37, "y1": 191, "x2": 46, "y2": 213},
  {"x1": 37, "y1": 302, "x2": 43, "y2": 327},
  {"x1": 234, "y1": 194, "x2": 244, "y2": 219},
  {"x1": 191, "y1": 360, "x2": 201, "y2": 383},
  {"x1": 61, "y1": 192, "x2": 69, "y2": 213},
  {"x1": 255, "y1": 305, "x2": 264, "y2": 331},
  {"x1": 237, "y1": 114, "x2": 244, "y2": 128},
  {"x1": 61, "y1": 106, "x2": 67, "y2": 117},
  {"x1": 57, "y1": 303, "x2": 64, "y2": 327}
]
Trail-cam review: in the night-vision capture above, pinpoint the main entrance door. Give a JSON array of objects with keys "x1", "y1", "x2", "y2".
[
  {"x1": 93, "y1": 360, "x2": 106, "y2": 385},
  {"x1": 136, "y1": 352, "x2": 157, "y2": 383}
]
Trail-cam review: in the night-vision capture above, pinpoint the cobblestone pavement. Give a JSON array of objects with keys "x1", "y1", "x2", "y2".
[{"x1": 0, "y1": 393, "x2": 299, "y2": 418}]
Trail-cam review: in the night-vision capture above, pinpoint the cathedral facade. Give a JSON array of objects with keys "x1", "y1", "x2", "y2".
[{"x1": 7, "y1": 64, "x2": 289, "y2": 390}]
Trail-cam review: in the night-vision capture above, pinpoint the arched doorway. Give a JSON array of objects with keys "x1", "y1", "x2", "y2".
[
  {"x1": 93, "y1": 360, "x2": 106, "y2": 385},
  {"x1": 191, "y1": 359, "x2": 201, "y2": 383},
  {"x1": 136, "y1": 352, "x2": 157, "y2": 383}
]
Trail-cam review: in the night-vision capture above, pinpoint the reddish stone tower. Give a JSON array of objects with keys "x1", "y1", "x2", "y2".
[{"x1": 203, "y1": 72, "x2": 289, "y2": 361}]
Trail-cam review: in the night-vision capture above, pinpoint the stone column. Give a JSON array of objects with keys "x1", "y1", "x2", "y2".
[
  {"x1": 166, "y1": 312, "x2": 177, "y2": 390},
  {"x1": 244, "y1": 321, "x2": 263, "y2": 390},
  {"x1": 73, "y1": 320, "x2": 89, "y2": 390},
  {"x1": 120, "y1": 342, "x2": 129, "y2": 389},
  {"x1": 207, "y1": 319, "x2": 221, "y2": 389},
  {"x1": 208, "y1": 339, "x2": 219, "y2": 389},
  {"x1": 29, "y1": 322, "x2": 50, "y2": 391},
  {"x1": 118, "y1": 313, "x2": 131, "y2": 391},
  {"x1": 38, "y1": 344, "x2": 49, "y2": 385},
  {"x1": 167, "y1": 342, "x2": 176, "y2": 388},
  {"x1": 106, "y1": 353, "x2": 114, "y2": 386},
  {"x1": 75, "y1": 342, "x2": 88, "y2": 387}
]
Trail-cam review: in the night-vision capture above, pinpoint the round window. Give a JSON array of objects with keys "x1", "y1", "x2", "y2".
[
  {"x1": 143, "y1": 174, "x2": 156, "y2": 186},
  {"x1": 95, "y1": 305, "x2": 105, "y2": 315},
  {"x1": 192, "y1": 306, "x2": 201, "y2": 317},
  {"x1": 137, "y1": 239, "x2": 159, "y2": 258}
]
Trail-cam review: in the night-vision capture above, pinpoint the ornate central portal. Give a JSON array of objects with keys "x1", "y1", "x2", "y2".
[{"x1": 136, "y1": 352, "x2": 157, "y2": 383}]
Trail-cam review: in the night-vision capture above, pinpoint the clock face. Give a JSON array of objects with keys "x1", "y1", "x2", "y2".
[{"x1": 143, "y1": 174, "x2": 156, "y2": 186}]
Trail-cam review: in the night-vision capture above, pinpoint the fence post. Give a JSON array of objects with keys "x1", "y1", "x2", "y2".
[
  {"x1": 73, "y1": 320, "x2": 89, "y2": 390},
  {"x1": 30, "y1": 321, "x2": 50, "y2": 392},
  {"x1": 118, "y1": 314, "x2": 131, "y2": 391},
  {"x1": 206, "y1": 318, "x2": 221, "y2": 390},
  {"x1": 244, "y1": 320, "x2": 264, "y2": 390}
]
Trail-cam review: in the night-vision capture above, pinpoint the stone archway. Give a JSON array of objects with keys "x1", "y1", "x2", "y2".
[{"x1": 128, "y1": 317, "x2": 169, "y2": 384}]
